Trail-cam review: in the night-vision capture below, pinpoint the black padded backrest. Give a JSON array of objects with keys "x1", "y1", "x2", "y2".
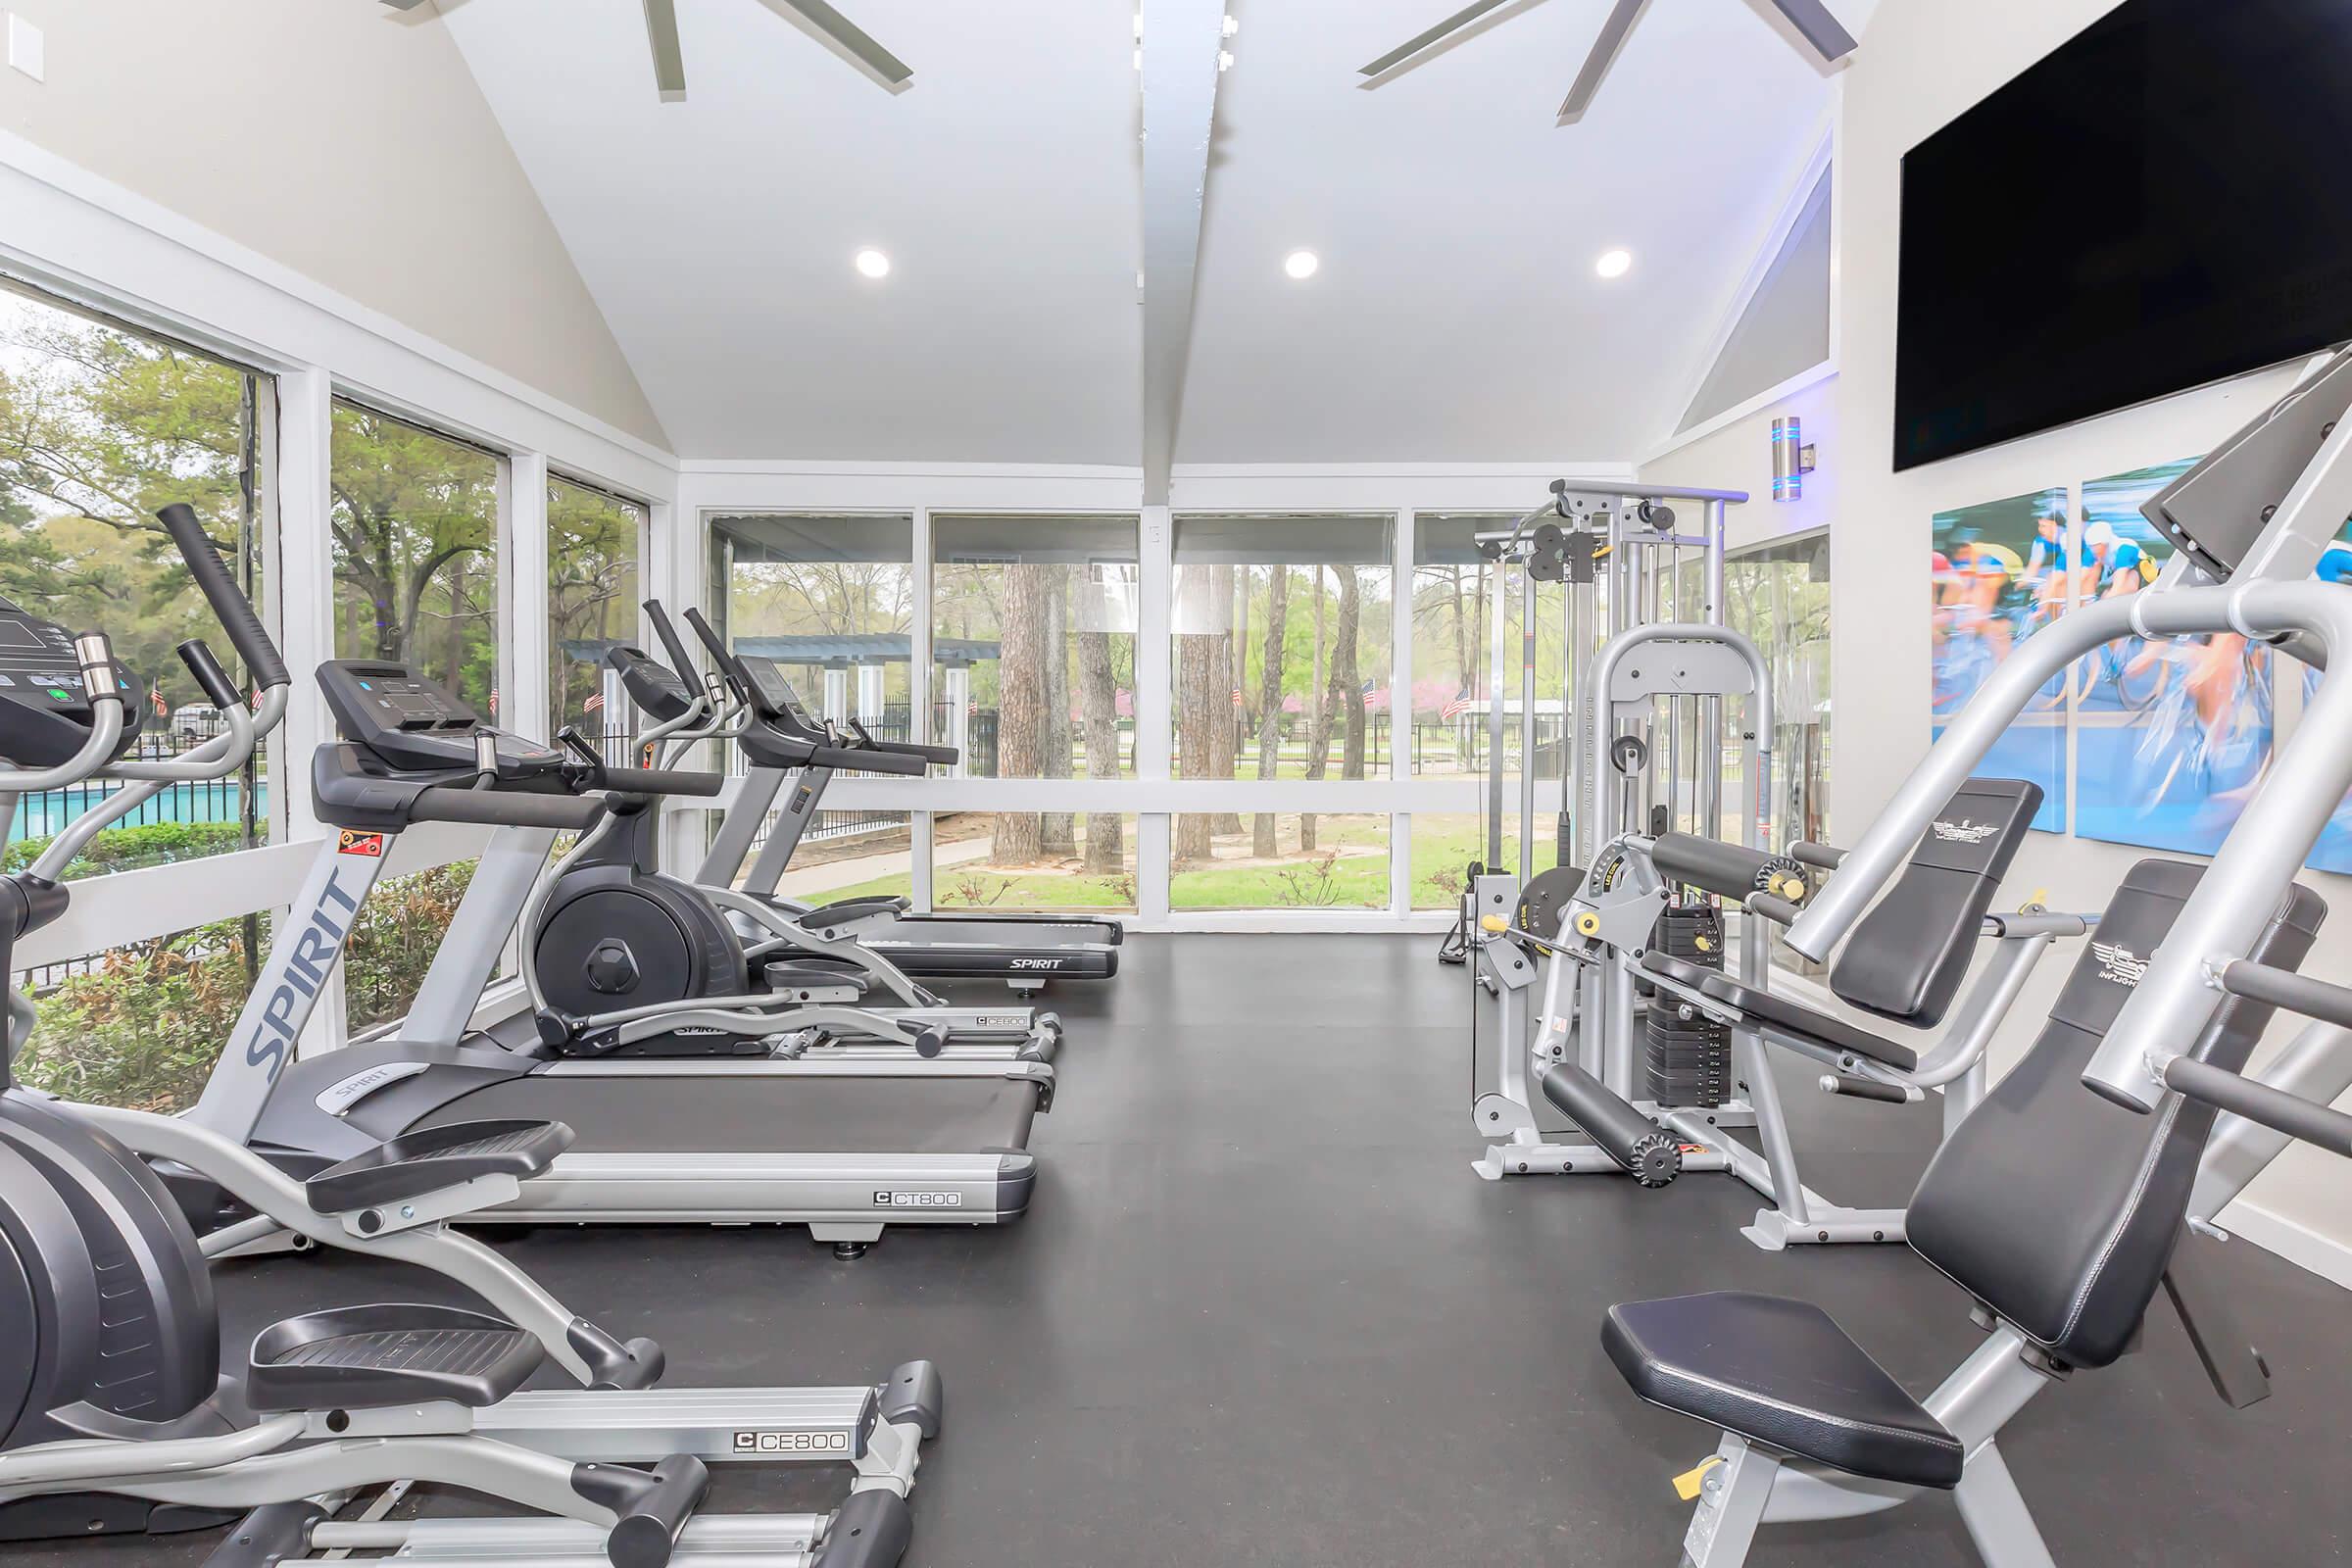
[
  {"x1": 1904, "y1": 859, "x2": 2326, "y2": 1369},
  {"x1": 1830, "y1": 777, "x2": 2042, "y2": 1026}
]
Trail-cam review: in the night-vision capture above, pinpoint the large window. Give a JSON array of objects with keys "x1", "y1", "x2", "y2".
[
  {"x1": 710, "y1": 513, "x2": 914, "y2": 730},
  {"x1": 934, "y1": 513, "x2": 1138, "y2": 889},
  {"x1": 330, "y1": 401, "x2": 500, "y2": 710},
  {"x1": 0, "y1": 281, "x2": 270, "y2": 876},
  {"x1": 1412, "y1": 514, "x2": 1576, "y2": 780},
  {"x1": 548, "y1": 475, "x2": 646, "y2": 755}
]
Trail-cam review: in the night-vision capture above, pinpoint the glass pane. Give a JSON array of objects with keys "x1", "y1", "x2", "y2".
[
  {"x1": 710, "y1": 513, "x2": 914, "y2": 731},
  {"x1": 934, "y1": 811, "x2": 1137, "y2": 912},
  {"x1": 932, "y1": 514, "x2": 1138, "y2": 784},
  {"x1": 0, "y1": 282, "x2": 272, "y2": 873},
  {"x1": 15, "y1": 911, "x2": 275, "y2": 1112},
  {"x1": 717, "y1": 808, "x2": 913, "y2": 902},
  {"x1": 549, "y1": 476, "x2": 645, "y2": 759},
  {"x1": 330, "y1": 401, "x2": 500, "y2": 712},
  {"x1": 1169, "y1": 811, "x2": 1389, "y2": 911},
  {"x1": 1406, "y1": 813, "x2": 1565, "y2": 909},
  {"x1": 1410, "y1": 514, "x2": 1572, "y2": 780},
  {"x1": 1170, "y1": 517, "x2": 1396, "y2": 889},
  {"x1": 345, "y1": 860, "x2": 480, "y2": 1036}
]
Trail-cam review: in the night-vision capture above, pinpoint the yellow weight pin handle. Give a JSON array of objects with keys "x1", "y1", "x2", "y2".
[
  {"x1": 1480, "y1": 914, "x2": 1510, "y2": 934},
  {"x1": 1673, "y1": 1454, "x2": 1726, "y2": 1502}
]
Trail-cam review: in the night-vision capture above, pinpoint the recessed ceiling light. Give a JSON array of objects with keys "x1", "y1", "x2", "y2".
[
  {"x1": 1594, "y1": 248, "x2": 1633, "y2": 279},
  {"x1": 1284, "y1": 249, "x2": 1320, "y2": 280},
  {"x1": 855, "y1": 248, "x2": 891, "y2": 279}
]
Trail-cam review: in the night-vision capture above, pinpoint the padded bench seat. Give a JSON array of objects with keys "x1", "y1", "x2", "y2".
[
  {"x1": 1639, "y1": 951, "x2": 1920, "y2": 1073},
  {"x1": 1603, "y1": 1292, "x2": 1963, "y2": 1489}
]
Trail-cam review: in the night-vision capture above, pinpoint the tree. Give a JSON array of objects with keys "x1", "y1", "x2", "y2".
[
  {"x1": 1252, "y1": 566, "x2": 1289, "y2": 857},
  {"x1": 326, "y1": 403, "x2": 497, "y2": 707},
  {"x1": 1075, "y1": 568, "x2": 1124, "y2": 872},
  {"x1": 1332, "y1": 567, "x2": 1366, "y2": 779},
  {"x1": 1040, "y1": 566, "x2": 1077, "y2": 858},
  {"x1": 990, "y1": 564, "x2": 1053, "y2": 864},
  {"x1": 1172, "y1": 566, "x2": 1220, "y2": 864},
  {"x1": 1208, "y1": 564, "x2": 1242, "y2": 835},
  {"x1": 547, "y1": 484, "x2": 641, "y2": 741},
  {"x1": 1301, "y1": 567, "x2": 1332, "y2": 851}
]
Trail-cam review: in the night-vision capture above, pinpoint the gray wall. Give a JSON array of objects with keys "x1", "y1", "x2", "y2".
[
  {"x1": 0, "y1": 0, "x2": 669, "y2": 450},
  {"x1": 1830, "y1": 0, "x2": 2350, "y2": 1280}
]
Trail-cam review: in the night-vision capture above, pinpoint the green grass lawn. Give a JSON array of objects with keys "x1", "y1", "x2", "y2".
[{"x1": 793, "y1": 812, "x2": 1566, "y2": 913}]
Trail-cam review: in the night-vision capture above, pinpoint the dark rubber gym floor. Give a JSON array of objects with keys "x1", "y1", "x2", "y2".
[{"x1": 21, "y1": 934, "x2": 2352, "y2": 1565}]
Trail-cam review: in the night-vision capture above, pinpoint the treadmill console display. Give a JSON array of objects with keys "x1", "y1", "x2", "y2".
[
  {"x1": 606, "y1": 644, "x2": 695, "y2": 721},
  {"x1": 318, "y1": 660, "x2": 564, "y2": 779},
  {"x1": 735, "y1": 655, "x2": 817, "y2": 728},
  {"x1": 0, "y1": 596, "x2": 145, "y2": 766}
]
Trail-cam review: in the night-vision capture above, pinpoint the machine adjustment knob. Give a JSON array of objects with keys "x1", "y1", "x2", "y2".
[{"x1": 585, "y1": 938, "x2": 642, "y2": 996}]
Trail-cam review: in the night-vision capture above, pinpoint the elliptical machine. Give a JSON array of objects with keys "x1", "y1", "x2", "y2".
[
  {"x1": 526, "y1": 607, "x2": 1063, "y2": 1060},
  {"x1": 0, "y1": 507, "x2": 935, "y2": 1566}
]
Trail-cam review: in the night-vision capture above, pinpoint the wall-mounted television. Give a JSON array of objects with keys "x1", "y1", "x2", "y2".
[{"x1": 1894, "y1": 0, "x2": 2352, "y2": 471}]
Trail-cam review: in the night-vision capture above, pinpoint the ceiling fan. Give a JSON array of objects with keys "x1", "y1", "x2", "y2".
[
  {"x1": 378, "y1": 0, "x2": 912, "y2": 102},
  {"x1": 1359, "y1": 0, "x2": 1856, "y2": 121}
]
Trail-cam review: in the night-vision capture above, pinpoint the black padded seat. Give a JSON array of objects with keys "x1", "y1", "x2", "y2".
[
  {"x1": 1638, "y1": 951, "x2": 1920, "y2": 1072},
  {"x1": 1604, "y1": 1293, "x2": 1963, "y2": 1489}
]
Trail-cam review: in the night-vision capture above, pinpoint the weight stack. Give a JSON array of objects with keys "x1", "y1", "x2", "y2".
[{"x1": 1645, "y1": 903, "x2": 1732, "y2": 1108}]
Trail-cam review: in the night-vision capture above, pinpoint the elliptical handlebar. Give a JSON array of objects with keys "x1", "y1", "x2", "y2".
[
  {"x1": 157, "y1": 502, "x2": 288, "y2": 693},
  {"x1": 0, "y1": 632, "x2": 127, "y2": 794},
  {"x1": 643, "y1": 597, "x2": 706, "y2": 690}
]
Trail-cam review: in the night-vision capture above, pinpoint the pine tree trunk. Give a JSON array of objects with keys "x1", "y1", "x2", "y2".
[
  {"x1": 1209, "y1": 564, "x2": 1242, "y2": 834},
  {"x1": 1173, "y1": 567, "x2": 1216, "y2": 863},
  {"x1": 1302, "y1": 567, "x2": 1331, "y2": 851},
  {"x1": 1076, "y1": 584, "x2": 1123, "y2": 871},
  {"x1": 1334, "y1": 568, "x2": 1366, "y2": 779},
  {"x1": 992, "y1": 563, "x2": 1050, "y2": 865},
  {"x1": 1041, "y1": 567, "x2": 1077, "y2": 858},
  {"x1": 1253, "y1": 566, "x2": 1288, "y2": 858}
]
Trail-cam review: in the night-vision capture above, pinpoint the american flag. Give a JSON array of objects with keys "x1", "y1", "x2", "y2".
[
  {"x1": 487, "y1": 687, "x2": 500, "y2": 716},
  {"x1": 1231, "y1": 687, "x2": 1245, "y2": 709},
  {"x1": 151, "y1": 689, "x2": 169, "y2": 717},
  {"x1": 583, "y1": 692, "x2": 606, "y2": 713},
  {"x1": 1361, "y1": 679, "x2": 1388, "y2": 713},
  {"x1": 1440, "y1": 686, "x2": 1475, "y2": 721}
]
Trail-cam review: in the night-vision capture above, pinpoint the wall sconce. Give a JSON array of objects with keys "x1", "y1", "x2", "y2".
[{"x1": 1771, "y1": 416, "x2": 1818, "y2": 501}]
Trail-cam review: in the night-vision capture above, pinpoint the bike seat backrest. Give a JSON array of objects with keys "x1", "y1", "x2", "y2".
[
  {"x1": 1828, "y1": 777, "x2": 2041, "y2": 1026},
  {"x1": 1905, "y1": 858, "x2": 2325, "y2": 1369},
  {"x1": 0, "y1": 1094, "x2": 220, "y2": 1441}
]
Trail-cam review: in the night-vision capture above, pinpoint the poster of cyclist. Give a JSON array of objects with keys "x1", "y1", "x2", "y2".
[
  {"x1": 1931, "y1": 487, "x2": 2068, "y2": 832},
  {"x1": 2073, "y1": 459, "x2": 2273, "y2": 857},
  {"x1": 2304, "y1": 521, "x2": 2352, "y2": 873}
]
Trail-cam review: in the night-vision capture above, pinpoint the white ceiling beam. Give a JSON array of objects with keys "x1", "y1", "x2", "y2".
[{"x1": 1138, "y1": 0, "x2": 1230, "y2": 506}]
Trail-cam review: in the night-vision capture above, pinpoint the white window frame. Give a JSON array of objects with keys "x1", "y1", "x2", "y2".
[
  {"x1": 680, "y1": 464, "x2": 1632, "y2": 932},
  {"x1": 0, "y1": 133, "x2": 677, "y2": 1051}
]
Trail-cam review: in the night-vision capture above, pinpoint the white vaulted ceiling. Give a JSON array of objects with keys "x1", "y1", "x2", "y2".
[{"x1": 431, "y1": 0, "x2": 1871, "y2": 465}]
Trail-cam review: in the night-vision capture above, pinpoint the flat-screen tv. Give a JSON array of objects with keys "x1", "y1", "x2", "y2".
[{"x1": 1894, "y1": 0, "x2": 2352, "y2": 470}]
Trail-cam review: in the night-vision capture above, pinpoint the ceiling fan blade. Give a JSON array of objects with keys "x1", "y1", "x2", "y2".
[
  {"x1": 1358, "y1": 0, "x2": 1515, "y2": 77},
  {"x1": 1763, "y1": 0, "x2": 1858, "y2": 62},
  {"x1": 643, "y1": 0, "x2": 688, "y2": 100},
  {"x1": 1557, "y1": 0, "x2": 1647, "y2": 119},
  {"x1": 775, "y1": 0, "x2": 913, "y2": 86}
]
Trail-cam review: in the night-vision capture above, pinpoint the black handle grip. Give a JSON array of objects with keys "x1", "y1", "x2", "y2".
[
  {"x1": 874, "y1": 739, "x2": 959, "y2": 765},
  {"x1": 156, "y1": 504, "x2": 285, "y2": 691},
  {"x1": 815, "y1": 744, "x2": 923, "y2": 776},
  {"x1": 681, "y1": 604, "x2": 762, "y2": 698},
  {"x1": 642, "y1": 600, "x2": 702, "y2": 686},
  {"x1": 607, "y1": 765, "x2": 725, "y2": 798},
  {"x1": 2165, "y1": 1055, "x2": 2352, "y2": 1159},
  {"x1": 175, "y1": 640, "x2": 242, "y2": 711},
  {"x1": 412, "y1": 785, "x2": 607, "y2": 831},
  {"x1": 1826, "y1": 1074, "x2": 1911, "y2": 1104}
]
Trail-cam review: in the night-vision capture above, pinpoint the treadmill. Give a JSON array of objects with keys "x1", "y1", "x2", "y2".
[
  {"x1": 184, "y1": 661, "x2": 1046, "y2": 1258},
  {"x1": 625, "y1": 601, "x2": 1121, "y2": 994}
]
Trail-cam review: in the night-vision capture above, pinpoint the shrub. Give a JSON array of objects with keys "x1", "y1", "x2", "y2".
[
  {"x1": 17, "y1": 916, "x2": 261, "y2": 1113},
  {"x1": 14, "y1": 858, "x2": 482, "y2": 1111},
  {"x1": 6, "y1": 820, "x2": 250, "y2": 878}
]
